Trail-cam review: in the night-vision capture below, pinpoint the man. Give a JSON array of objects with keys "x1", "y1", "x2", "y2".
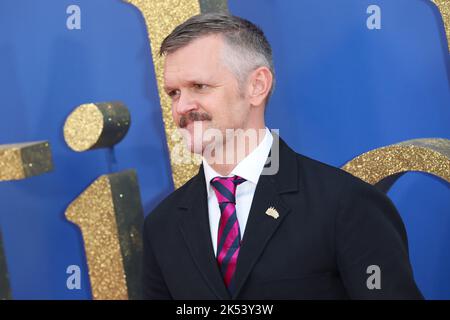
[{"x1": 143, "y1": 13, "x2": 423, "y2": 299}]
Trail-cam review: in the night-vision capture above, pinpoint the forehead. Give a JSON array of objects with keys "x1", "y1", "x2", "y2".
[{"x1": 163, "y1": 34, "x2": 229, "y2": 85}]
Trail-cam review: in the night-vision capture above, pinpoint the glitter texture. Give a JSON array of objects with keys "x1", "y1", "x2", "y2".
[
  {"x1": 0, "y1": 141, "x2": 53, "y2": 299},
  {"x1": 0, "y1": 141, "x2": 53, "y2": 181},
  {"x1": 66, "y1": 175, "x2": 128, "y2": 300},
  {"x1": 433, "y1": 0, "x2": 450, "y2": 50},
  {"x1": 0, "y1": 231, "x2": 11, "y2": 300},
  {"x1": 65, "y1": 170, "x2": 144, "y2": 300},
  {"x1": 64, "y1": 103, "x2": 103, "y2": 152},
  {"x1": 342, "y1": 138, "x2": 450, "y2": 185},
  {"x1": 108, "y1": 170, "x2": 144, "y2": 300},
  {"x1": 64, "y1": 102, "x2": 130, "y2": 152},
  {"x1": 199, "y1": 0, "x2": 228, "y2": 13},
  {"x1": 125, "y1": 0, "x2": 227, "y2": 189}
]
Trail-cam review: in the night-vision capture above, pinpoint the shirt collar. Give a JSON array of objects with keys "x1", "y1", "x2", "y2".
[{"x1": 203, "y1": 127, "x2": 273, "y2": 197}]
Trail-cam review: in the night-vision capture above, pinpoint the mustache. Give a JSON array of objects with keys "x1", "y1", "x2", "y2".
[{"x1": 179, "y1": 112, "x2": 212, "y2": 128}]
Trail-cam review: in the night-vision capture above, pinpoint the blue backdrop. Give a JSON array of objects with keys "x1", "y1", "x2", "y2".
[{"x1": 0, "y1": 0, "x2": 449, "y2": 299}]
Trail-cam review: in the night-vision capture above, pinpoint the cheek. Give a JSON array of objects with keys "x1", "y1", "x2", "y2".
[
  {"x1": 228, "y1": 98, "x2": 249, "y2": 121},
  {"x1": 197, "y1": 95, "x2": 220, "y2": 120},
  {"x1": 203, "y1": 89, "x2": 246, "y2": 125},
  {"x1": 171, "y1": 106, "x2": 178, "y2": 122}
]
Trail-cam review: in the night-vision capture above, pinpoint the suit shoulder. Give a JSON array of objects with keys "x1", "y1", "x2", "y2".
[
  {"x1": 293, "y1": 151, "x2": 391, "y2": 202},
  {"x1": 293, "y1": 151, "x2": 406, "y2": 238}
]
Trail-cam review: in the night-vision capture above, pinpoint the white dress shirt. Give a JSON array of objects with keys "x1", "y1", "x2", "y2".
[{"x1": 202, "y1": 127, "x2": 273, "y2": 256}]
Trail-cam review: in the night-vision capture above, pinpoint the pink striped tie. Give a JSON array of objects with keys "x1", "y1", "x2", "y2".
[{"x1": 210, "y1": 175, "x2": 246, "y2": 293}]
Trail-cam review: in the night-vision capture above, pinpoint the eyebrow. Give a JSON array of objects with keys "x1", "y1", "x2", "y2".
[
  {"x1": 164, "y1": 78, "x2": 213, "y2": 93},
  {"x1": 163, "y1": 86, "x2": 175, "y2": 93}
]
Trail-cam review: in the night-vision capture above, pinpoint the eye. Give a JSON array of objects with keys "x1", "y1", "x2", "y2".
[
  {"x1": 167, "y1": 89, "x2": 180, "y2": 98},
  {"x1": 193, "y1": 84, "x2": 208, "y2": 90}
]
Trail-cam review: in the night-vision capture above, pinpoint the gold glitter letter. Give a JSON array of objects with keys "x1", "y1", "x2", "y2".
[
  {"x1": 342, "y1": 138, "x2": 450, "y2": 192},
  {"x1": 0, "y1": 140, "x2": 54, "y2": 299},
  {"x1": 433, "y1": 0, "x2": 450, "y2": 50},
  {"x1": 65, "y1": 170, "x2": 144, "y2": 300},
  {"x1": 63, "y1": 102, "x2": 130, "y2": 152}
]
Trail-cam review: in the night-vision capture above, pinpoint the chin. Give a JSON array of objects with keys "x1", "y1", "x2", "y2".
[{"x1": 184, "y1": 137, "x2": 205, "y2": 155}]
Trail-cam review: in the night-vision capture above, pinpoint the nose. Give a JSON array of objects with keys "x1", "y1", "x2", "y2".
[{"x1": 174, "y1": 90, "x2": 197, "y2": 116}]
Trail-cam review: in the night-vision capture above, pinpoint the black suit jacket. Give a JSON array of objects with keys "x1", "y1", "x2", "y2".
[{"x1": 143, "y1": 135, "x2": 423, "y2": 299}]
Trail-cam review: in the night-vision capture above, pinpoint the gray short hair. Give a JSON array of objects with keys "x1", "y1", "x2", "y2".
[{"x1": 160, "y1": 13, "x2": 275, "y2": 102}]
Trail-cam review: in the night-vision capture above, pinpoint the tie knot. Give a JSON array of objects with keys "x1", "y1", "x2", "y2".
[{"x1": 210, "y1": 175, "x2": 246, "y2": 204}]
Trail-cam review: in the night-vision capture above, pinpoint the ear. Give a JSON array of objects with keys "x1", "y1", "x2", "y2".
[{"x1": 247, "y1": 66, "x2": 273, "y2": 107}]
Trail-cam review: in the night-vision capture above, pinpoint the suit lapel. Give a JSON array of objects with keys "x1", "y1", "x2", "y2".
[
  {"x1": 232, "y1": 135, "x2": 300, "y2": 299},
  {"x1": 178, "y1": 169, "x2": 231, "y2": 300}
]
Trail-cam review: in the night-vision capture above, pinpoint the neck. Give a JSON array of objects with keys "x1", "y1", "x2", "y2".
[{"x1": 203, "y1": 125, "x2": 267, "y2": 176}]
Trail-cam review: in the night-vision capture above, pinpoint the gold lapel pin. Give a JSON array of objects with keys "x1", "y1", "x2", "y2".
[{"x1": 265, "y1": 206, "x2": 279, "y2": 219}]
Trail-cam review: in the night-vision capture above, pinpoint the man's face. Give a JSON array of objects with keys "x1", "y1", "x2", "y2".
[{"x1": 163, "y1": 34, "x2": 251, "y2": 154}]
